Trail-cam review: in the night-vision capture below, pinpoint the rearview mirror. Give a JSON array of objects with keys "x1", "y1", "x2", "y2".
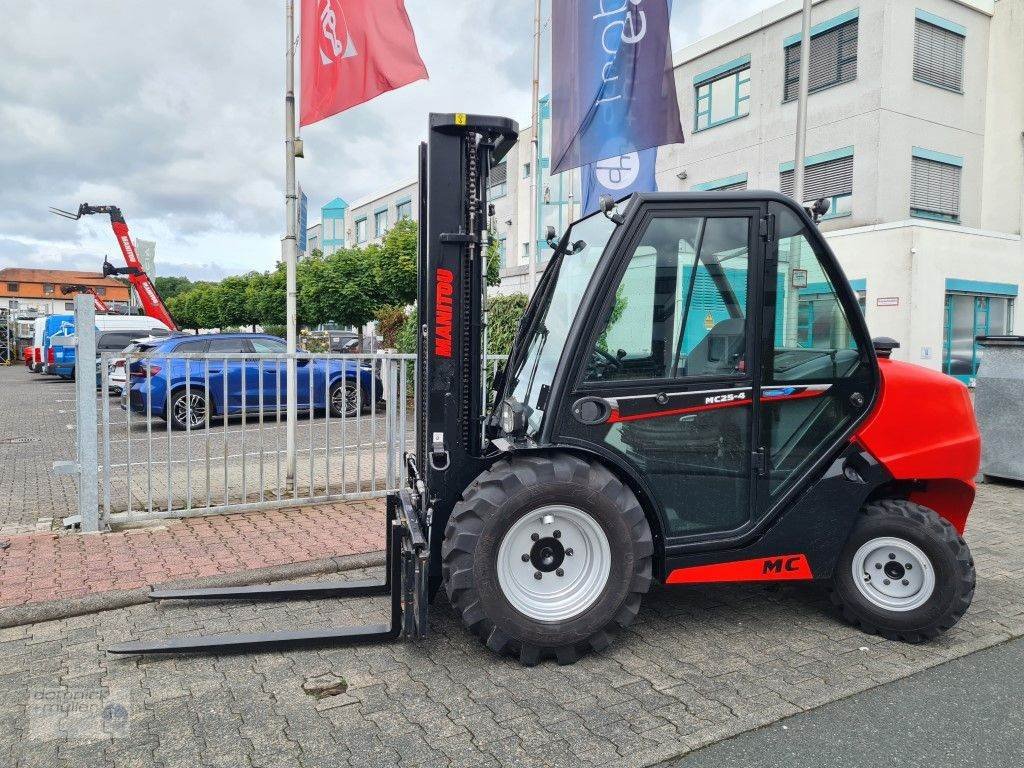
[
  {"x1": 545, "y1": 225, "x2": 559, "y2": 249},
  {"x1": 599, "y1": 195, "x2": 625, "y2": 225}
]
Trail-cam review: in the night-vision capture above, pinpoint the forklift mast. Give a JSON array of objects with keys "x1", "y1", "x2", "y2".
[
  {"x1": 49, "y1": 203, "x2": 179, "y2": 331},
  {"x1": 415, "y1": 114, "x2": 518, "y2": 581}
]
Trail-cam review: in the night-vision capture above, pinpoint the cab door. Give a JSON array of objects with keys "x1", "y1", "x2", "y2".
[{"x1": 554, "y1": 204, "x2": 768, "y2": 545}]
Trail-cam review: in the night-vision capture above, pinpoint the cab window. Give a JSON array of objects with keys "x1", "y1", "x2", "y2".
[{"x1": 584, "y1": 215, "x2": 752, "y2": 383}]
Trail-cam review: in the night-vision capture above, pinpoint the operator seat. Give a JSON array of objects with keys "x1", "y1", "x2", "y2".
[{"x1": 686, "y1": 318, "x2": 745, "y2": 376}]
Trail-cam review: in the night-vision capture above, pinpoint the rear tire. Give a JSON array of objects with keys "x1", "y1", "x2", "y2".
[
  {"x1": 167, "y1": 388, "x2": 210, "y2": 430},
  {"x1": 442, "y1": 453, "x2": 653, "y2": 666},
  {"x1": 830, "y1": 499, "x2": 975, "y2": 642},
  {"x1": 328, "y1": 377, "x2": 366, "y2": 418}
]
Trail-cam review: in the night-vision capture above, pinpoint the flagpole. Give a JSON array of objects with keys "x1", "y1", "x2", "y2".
[
  {"x1": 527, "y1": 0, "x2": 541, "y2": 294},
  {"x1": 284, "y1": 0, "x2": 299, "y2": 487}
]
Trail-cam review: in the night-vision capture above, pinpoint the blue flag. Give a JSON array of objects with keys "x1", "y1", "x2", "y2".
[
  {"x1": 551, "y1": 0, "x2": 683, "y2": 175},
  {"x1": 582, "y1": 147, "x2": 658, "y2": 215}
]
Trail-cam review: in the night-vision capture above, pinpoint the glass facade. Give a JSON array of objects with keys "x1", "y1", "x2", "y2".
[{"x1": 943, "y1": 292, "x2": 1015, "y2": 383}]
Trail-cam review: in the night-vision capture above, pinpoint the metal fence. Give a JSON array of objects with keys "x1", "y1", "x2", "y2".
[{"x1": 61, "y1": 296, "x2": 506, "y2": 531}]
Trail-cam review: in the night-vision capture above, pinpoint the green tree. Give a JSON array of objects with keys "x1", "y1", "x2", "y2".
[
  {"x1": 216, "y1": 274, "x2": 255, "y2": 330},
  {"x1": 374, "y1": 218, "x2": 418, "y2": 307},
  {"x1": 299, "y1": 247, "x2": 380, "y2": 329},
  {"x1": 154, "y1": 275, "x2": 193, "y2": 302},
  {"x1": 246, "y1": 268, "x2": 286, "y2": 328},
  {"x1": 486, "y1": 293, "x2": 528, "y2": 357}
]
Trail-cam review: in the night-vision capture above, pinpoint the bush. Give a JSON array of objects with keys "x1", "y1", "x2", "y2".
[
  {"x1": 486, "y1": 293, "x2": 528, "y2": 357},
  {"x1": 375, "y1": 305, "x2": 408, "y2": 350},
  {"x1": 396, "y1": 308, "x2": 418, "y2": 354}
]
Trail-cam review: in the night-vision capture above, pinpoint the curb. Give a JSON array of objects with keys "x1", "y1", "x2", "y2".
[{"x1": 0, "y1": 549, "x2": 386, "y2": 629}]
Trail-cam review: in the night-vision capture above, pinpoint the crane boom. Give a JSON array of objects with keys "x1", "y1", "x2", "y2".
[
  {"x1": 60, "y1": 283, "x2": 112, "y2": 314},
  {"x1": 50, "y1": 203, "x2": 179, "y2": 331}
]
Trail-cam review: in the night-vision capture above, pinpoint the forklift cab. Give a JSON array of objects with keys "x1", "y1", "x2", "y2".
[{"x1": 496, "y1": 192, "x2": 876, "y2": 548}]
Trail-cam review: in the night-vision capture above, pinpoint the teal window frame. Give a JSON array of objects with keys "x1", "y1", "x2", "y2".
[
  {"x1": 488, "y1": 180, "x2": 508, "y2": 200},
  {"x1": 910, "y1": 147, "x2": 963, "y2": 224},
  {"x1": 694, "y1": 57, "x2": 751, "y2": 132},
  {"x1": 819, "y1": 193, "x2": 852, "y2": 220},
  {"x1": 355, "y1": 217, "x2": 368, "y2": 244},
  {"x1": 783, "y1": 10, "x2": 859, "y2": 102},
  {"x1": 395, "y1": 200, "x2": 412, "y2": 220}
]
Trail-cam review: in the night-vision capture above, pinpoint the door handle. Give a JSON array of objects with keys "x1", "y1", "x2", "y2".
[{"x1": 572, "y1": 397, "x2": 612, "y2": 425}]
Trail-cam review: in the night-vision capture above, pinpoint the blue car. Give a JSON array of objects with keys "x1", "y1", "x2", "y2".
[{"x1": 124, "y1": 333, "x2": 383, "y2": 429}]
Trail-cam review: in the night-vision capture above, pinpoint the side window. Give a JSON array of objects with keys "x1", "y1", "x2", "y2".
[
  {"x1": 249, "y1": 338, "x2": 287, "y2": 353},
  {"x1": 175, "y1": 340, "x2": 210, "y2": 354},
  {"x1": 763, "y1": 205, "x2": 870, "y2": 496},
  {"x1": 769, "y1": 208, "x2": 862, "y2": 382},
  {"x1": 584, "y1": 215, "x2": 751, "y2": 383},
  {"x1": 205, "y1": 338, "x2": 242, "y2": 353}
]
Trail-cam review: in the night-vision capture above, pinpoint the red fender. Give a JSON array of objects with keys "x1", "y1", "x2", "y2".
[{"x1": 855, "y1": 359, "x2": 980, "y2": 533}]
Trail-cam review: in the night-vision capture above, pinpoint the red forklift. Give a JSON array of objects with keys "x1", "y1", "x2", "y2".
[{"x1": 111, "y1": 114, "x2": 979, "y2": 664}]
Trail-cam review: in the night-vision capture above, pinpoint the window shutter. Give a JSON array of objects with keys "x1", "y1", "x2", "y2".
[
  {"x1": 714, "y1": 180, "x2": 747, "y2": 191},
  {"x1": 911, "y1": 156, "x2": 961, "y2": 219},
  {"x1": 913, "y1": 20, "x2": 964, "y2": 91},
  {"x1": 784, "y1": 19, "x2": 858, "y2": 101},
  {"x1": 489, "y1": 162, "x2": 507, "y2": 186},
  {"x1": 780, "y1": 155, "x2": 853, "y2": 202}
]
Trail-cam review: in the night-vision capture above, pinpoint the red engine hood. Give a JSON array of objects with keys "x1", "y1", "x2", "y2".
[{"x1": 855, "y1": 358, "x2": 980, "y2": 532}]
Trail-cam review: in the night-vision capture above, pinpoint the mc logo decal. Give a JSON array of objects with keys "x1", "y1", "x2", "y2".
[{"x1": 665, "y1": 554, "x2": 813, "y2": 585}]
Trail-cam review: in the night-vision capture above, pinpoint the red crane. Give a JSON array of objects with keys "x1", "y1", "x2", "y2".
[{"x1": 50, "y1": 203, "x2": 179, "y2": 331}]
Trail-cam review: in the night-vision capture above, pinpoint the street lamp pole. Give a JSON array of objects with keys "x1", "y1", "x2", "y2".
[{"x1": 284, "y1": 0, "x2": 299, "y2": 487}]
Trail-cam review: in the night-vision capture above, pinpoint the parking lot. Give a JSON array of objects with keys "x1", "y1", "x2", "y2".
[
  {"x1": 0, "y1": 365, "x2": 408, "y2": 534},
  {"x1": 1, "y1": 480, "x2": 1022, "y2": 768}
]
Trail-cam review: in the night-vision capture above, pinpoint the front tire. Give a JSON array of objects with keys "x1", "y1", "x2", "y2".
[
  {"x1": 830, "y1": 499, "x2": 975, "y2": 642},
  {"x1": 328, "y1": 377, "x2": 366, "y2": 418},
  {"x1": 442, "y1": 453, "x2": 653, "y2": 665}
]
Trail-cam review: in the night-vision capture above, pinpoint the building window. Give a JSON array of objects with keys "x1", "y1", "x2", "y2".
[
  {"x1": 396, "y1": 200, "x2": 412, "y2": 220},
  {"x1": 374, "y1": 209, "x2": 388, "y2": 238},
  {"x1": 64, "y1": 301, "x2": 75, "y2": 311},
  {"x1": 522, "y1": 242, "x2": 530, "y2": 262},
  {"x1": 780, "y1": 148, "x2": 853, "y2": 217},
  {"x1": 694, "y1": 56, "x2": 750, "y2": 132},
  {"x1": 914, "y1": 11, "x2": 965, "y2": 92},
  {"x1": 6, "y1": 282, "x2": 18, "y2": 292},
  {"x1": 488, "y1": 162, "x2": 508, "y2": 199},
  {"x1": 355, "y1": 217, "x2": 368, "y2": 244},
  {"x1": 910, "y1": 149, "x2": 962, "y2": 223},
  {"x1": 43, "y1": 283, "x2": 54, "y2": 295},
  {"x1": 783, "y1": 13, "x2": 858, "y2": 101},
  {"x1": 943, "y1": 288, "x2": 1015, "y2": 383},
  {"x1": 522, "y1": 162, "x2": 531, "y2": 179},
  {"x1": 693, "y1": 172, "x2": 748, "y2": 192},
  {"x1": 498, "y1": 237, "x2": 507, "y2": 268}
]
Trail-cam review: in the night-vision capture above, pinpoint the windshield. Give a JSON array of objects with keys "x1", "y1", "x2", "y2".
[{"x1": 505, "y1": 210, "x2": 617, "y2": 436}]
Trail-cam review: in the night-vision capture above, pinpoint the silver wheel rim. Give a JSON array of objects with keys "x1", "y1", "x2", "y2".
[
  {"x1": 173, "y1": 392, "x2": 207, "y2": 428},
  {"x1": 496, "y1": 504, "x2": 611, "y2": 623},
  {"x1": 851, "y1": 536, "x2": 935, "y2": 612},
  {"x1": 332, "y1": 380, "x2": 358, "y2": 416}
]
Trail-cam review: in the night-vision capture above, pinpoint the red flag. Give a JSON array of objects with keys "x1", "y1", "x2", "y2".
[{"x1": 300, "y1": 0, "x2": 428, "y2": 126}]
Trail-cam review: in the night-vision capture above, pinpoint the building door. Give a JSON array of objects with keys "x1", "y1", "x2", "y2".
[{"x1": 943, "y1": 292, "x2": 1015, "y2": 384}]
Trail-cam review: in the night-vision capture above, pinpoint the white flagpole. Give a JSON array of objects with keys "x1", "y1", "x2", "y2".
[{"x1": 285, "y1": 0, "x2": 299, "y2": 487}]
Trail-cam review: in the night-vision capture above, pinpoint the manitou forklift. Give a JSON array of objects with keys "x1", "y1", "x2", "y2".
[{"x1": 111, "y1": 113, "x2": 980, "y2": 664}]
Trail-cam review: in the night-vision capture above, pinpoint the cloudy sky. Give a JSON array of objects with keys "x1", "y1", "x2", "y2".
[{"x1": 0, "y1": 0, "x2": 775, "y2": 281}]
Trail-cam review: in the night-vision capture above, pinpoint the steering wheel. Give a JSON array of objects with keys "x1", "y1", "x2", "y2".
[{"x1": 585, "y1": 347, "x2": 624, "y2": 380}]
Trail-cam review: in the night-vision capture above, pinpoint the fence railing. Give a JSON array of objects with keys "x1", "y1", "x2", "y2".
[{"x1": 62, "y1": 295, "x2": 506, "y2": 531}]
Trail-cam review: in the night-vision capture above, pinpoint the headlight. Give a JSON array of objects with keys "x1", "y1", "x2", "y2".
[{"x1": 499, "y1": 399, "x2": 530, "y2": 437}]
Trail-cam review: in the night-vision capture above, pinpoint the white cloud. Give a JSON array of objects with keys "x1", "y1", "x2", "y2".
[{"x1": 0, "y1": 0, "x2": 776, "y2": 279}]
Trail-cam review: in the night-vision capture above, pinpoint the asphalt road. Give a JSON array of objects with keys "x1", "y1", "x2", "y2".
[{"x1": 668, "y1": 635, "x2": 1024, "y2": 768}]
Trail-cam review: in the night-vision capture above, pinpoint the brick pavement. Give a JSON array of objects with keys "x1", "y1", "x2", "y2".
[
  {"x1": 0, "y1": 482, "x2": 1022, "y2": 768},
  {"x1": 0, "y1": 500, "x2": 385, "y2": 609}
]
